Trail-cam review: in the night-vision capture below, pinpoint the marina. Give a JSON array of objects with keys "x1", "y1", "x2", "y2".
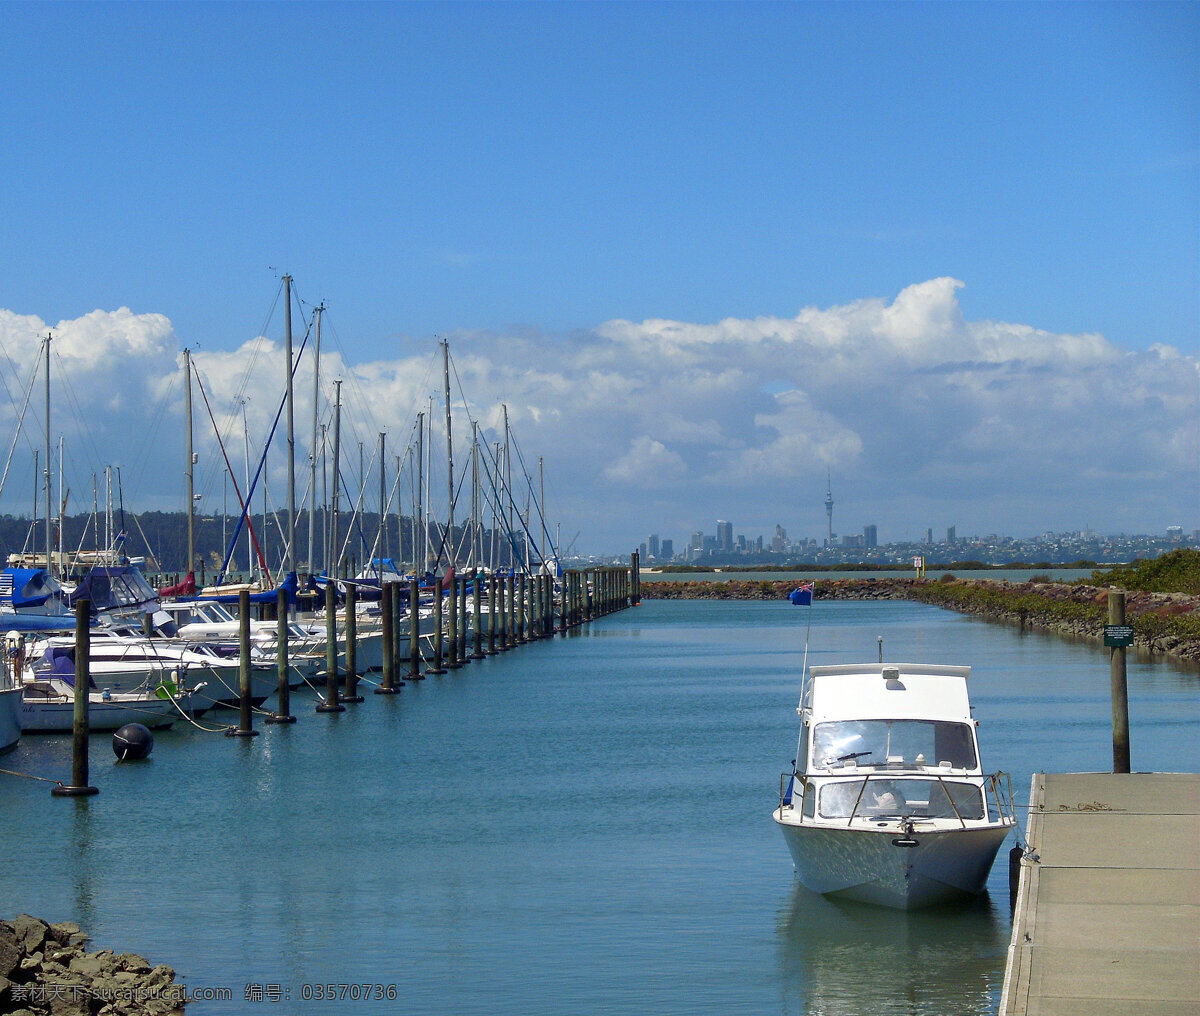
[{"x1": 1, "y1": 597, "x2": 1196, "y2": 1015}]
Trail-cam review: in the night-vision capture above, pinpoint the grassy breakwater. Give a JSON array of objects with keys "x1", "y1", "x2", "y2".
[{"x1": 641, "y1": 550, "x2": 1200, "y2": 665}]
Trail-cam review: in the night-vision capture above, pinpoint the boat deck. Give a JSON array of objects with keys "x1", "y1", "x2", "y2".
[{"x1": 999, "y1": 772, "x2": 1200, "y2": 1016}]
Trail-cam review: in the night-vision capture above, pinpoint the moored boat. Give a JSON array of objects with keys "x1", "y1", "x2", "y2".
[{"x1": 772, "y1": 661, "x2": 1016, "y2": 909}]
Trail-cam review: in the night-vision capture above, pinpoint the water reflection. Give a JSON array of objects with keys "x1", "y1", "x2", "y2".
[
  {"x1": 69, "y1": 798, "x2": 97, "y2": 931},
  {"x1": 776, "y1": 882, "x2": 1007, "y2": 1016}
]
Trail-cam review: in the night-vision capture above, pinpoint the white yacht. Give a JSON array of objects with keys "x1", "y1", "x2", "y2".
[{"x1": 772, "y1": 662, "x2": 1016, "y2": 909}]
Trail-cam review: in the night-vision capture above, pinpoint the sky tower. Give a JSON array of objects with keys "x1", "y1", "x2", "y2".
[{"x1": 824, "y1": 470, "x2": 834, "y2": 546}]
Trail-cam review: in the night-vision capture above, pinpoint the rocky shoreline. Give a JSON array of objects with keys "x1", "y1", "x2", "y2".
[
  {"x1": 1, "y1": 916, "x2": 184, "y2": 1016},
  {"x1": 641, "y1": 577, "x2": 1200, "y2": 665}
]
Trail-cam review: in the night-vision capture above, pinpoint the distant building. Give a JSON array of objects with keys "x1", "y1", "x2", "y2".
[
  {"x1": 926, "y1": 528, "x2": 933, "y2": 544},
  {"x1": 660, "y1": 538, "x2": 674, "y2": 559},
  {"x1": 863, "y1": 524, "x2": 877, "y2": 549},
  {"x1": 1167, "y1": 526, "x2": 1183, "y2": 542},
  {"x1": 648, "y1": 533, "x2": 660, "y2": 559},
  {"x1": 690, "y1": 531, "x2": 704, "y2": 552},
  {"x1": 842, "y1": 533, "x2": 864, "y2": 549},
  {"x1": 716, "y1": 519, "x2": 733, "y2": 552},
  {"x1": 947, "y1": 526, "x2": 956, "y2": 544},
  {"x1": 639, "y1": 542, "x2": 647, "y2": 561}
]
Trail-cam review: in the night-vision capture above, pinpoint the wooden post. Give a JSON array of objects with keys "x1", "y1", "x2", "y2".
[
  {"x1": 471, "y1": 569, "x2": 484, "y2": 660},
  {"x1": 228, "y1": 589, "x2": 260, "y2": 736},
  {"x1": 343, "y1": 581, "x2": 363, "y2": 702},
  {"x1": 379, "y1": 581, "x2": 395, "y2": 692},
  {"x1": 487, "y1": 573, "x2": 497, "y2": 655},
  {"x1": 506, "y1": 575, "x2": 516, "y2": 647},
  {"x1": 1109, "y1": 588, "x2": 1131, "y2": 773},
  {"x1": 446, "y1": 573, "x2": 460, "y2": 669},
  {"x1": 408, "y1": 577, "x2": 423, "y2": 681},
  {"x1": 457, "y1": 573, "x2": 468, "y2": 665},
  {"x1": 316, "y1": 581, "x2": 345, "y2": 712},
  {"x1": 52, "y1": 597, "x2": 98, "y2": 795},
  {"x1": 267, "y1": 586, "x2": 296, "y2": 724},
  {"x1": 427, "y1": 581, "x2": 446, "y2": 674}
]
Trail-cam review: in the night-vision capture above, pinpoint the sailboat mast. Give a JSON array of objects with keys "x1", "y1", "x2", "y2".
[
  {"x1": 442, "y1": 339, "x2": 454, "y2": 569},
  {"x1": 284, "y1": 274, "x2": 297, "y2": 577},
  {"x1": 503, "y1": 404, "x2": 512, "y2": 570},
  {"x1": 43, "y1": 334, "x2": 51, "y2": 576},
  {"x1": 308, "y1": 304, "x2": 323, "y2": 575},
  {"x1": 378, "y1": 431, "x2": 386, "y2": 570},
  {"x1": 470, "y1": 422, "x2": 479, "y2": 571},
  {"x1": 331, "y1": 379, "x2": 342, "y2": 576},
  {"x1": 415, "y1": 411, "x2": 424, "y2": 574},
  {"x1": 184, "y1": 347, "x2": 195, "y2": 578}
]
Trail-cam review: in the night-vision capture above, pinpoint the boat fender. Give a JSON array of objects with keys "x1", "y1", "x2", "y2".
[{"x1": 113, "y1": 723, "x2": 154, "y2": 762}]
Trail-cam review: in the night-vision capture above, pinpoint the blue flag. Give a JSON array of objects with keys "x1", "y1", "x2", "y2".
[{"x1": 788, "y1": 582, "x2": 814, "y2": 606}]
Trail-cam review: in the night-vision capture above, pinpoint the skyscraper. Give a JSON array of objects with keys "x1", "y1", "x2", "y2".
[
  {"x1": 824, "y1": 471, "x2": 835, "y2": 546},
  {"x1": 716, "y1": 519, "x2": 733, "y2": 552}
]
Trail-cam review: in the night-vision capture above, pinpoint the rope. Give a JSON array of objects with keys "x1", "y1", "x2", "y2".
[{"x1": 0, "y1": 766, "x2": 65, "y2": 787}]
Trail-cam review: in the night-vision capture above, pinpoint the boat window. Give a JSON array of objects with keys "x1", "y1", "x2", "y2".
[
  {"x1": 812, "y1": 719, "x2": 976, "y2": 770},
  {"x1": 817, "y1": 778, "x2": 985, "y2": 820}
]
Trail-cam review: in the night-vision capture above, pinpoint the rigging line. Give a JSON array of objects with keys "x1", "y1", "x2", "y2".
[
  {"x1": 0, "y1": 353, "x2": 42, "y2": 503},
  {"x1": 193, "y1": 368, "x2": 270, "y2": 578},
  {"x1": 116, "y1": 359, "x2": 181, "y2": 509},
  {"x1": 333, "y1": 442, "x2": 380, "y2": 568},
  {"x1": 47, "y1": 345, "x2": 109, "y2": 486},
  {"x1": 211, "y1": 315, "x2": 314, "y2": 585},
  {"x1": 0, "y1": 766, "x2": 66, "y2": 787}
]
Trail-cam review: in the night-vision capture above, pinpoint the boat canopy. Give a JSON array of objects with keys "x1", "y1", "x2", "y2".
[
  {"x1": 0, "y1": 568, "x2": 71, "y2": 613},
  {"x1": 70, "y1": 565, "x2": 160, "y2": 615}
]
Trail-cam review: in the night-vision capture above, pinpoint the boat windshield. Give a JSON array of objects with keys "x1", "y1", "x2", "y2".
[
  {"x1": 811, "y1": 719, "x2": 977, "y2": 770},
  {"x1": 818, "y1": 778, "x2": 986, "y2": 820}
]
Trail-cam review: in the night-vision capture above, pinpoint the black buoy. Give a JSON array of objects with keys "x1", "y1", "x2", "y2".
[{"x1": 113, "y1": 723, "x2": 154, "y2": 762}]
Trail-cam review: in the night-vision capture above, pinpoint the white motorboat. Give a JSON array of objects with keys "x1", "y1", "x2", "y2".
[
  {"x1": 772, "y1": 662, "x2": 1016, "y2": 909},
  {"x1": 18, "y1": 676, "x2": 186, "y2": 732}
]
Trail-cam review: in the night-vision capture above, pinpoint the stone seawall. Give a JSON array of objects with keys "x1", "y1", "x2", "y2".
[
  {"x1": 1, "y1": 916, "x2": 185, "y2": 1015},
  {"x1": 641, "y1": 578, "x2": 1200, "y2": 665}
]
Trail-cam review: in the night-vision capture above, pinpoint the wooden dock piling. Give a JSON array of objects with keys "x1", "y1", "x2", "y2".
[
  {"x1": 267, "y1": 586, "x2": 296, "y2": 723},
  {"x1": 52, "y1": 598, "x2": 99, "y2": 796}
]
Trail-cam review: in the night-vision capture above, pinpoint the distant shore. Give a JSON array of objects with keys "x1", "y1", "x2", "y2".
[{"x1": 639, "y1": 577, "x2": 1200, "y2": 665}]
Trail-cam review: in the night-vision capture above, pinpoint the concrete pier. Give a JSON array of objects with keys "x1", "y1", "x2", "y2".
[{"x1": 1000, "y1": 771, "x2": 1200, "y2": 1016}]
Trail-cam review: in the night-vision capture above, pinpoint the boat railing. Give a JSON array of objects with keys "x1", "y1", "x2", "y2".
[{"x1": 777, "y1": 769, "x2": 1016, "y2": 828}]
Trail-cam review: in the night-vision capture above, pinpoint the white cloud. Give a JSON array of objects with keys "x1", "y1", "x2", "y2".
[
  {"x1": 602, "y1": 436, "x2": 687, "y2": 487},
  {"x1": 0, "y1": 280, "x2": 1194, "y2": 552}
]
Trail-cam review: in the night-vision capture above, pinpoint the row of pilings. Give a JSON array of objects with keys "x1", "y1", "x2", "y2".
[{"x1": 44, "y1": 553, "x2": 642, "y2": 794}]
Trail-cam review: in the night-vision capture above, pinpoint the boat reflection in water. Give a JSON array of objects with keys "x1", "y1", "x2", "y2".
[{"x1": 776, "y1": 883, "x2": 1009, "y2": 1015}]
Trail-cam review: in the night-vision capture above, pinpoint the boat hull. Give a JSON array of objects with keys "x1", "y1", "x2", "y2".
[
  {"x1": 0, "y1": 687, "x2": 20, "y2": 753},
  {"x1": 774, "y1": 810, "x2": 1012, "y2": 909},
  {"x1": 19, "y1": 692, "x2": 181, "y2": 732}
]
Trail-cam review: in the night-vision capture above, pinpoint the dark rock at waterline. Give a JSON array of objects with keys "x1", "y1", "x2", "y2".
[{"x1": 0, "y1": 916, "x2": 185, "y2": 1015}]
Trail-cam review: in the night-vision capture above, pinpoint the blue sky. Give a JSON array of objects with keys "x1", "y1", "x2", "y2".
[{"x1": 0, "y1": 2, "x2": 1196, "y2": 558}]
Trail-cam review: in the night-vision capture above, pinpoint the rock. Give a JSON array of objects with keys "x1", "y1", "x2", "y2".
[
  {"x1": 114, "y1": 953, "x2": 150, "y2": 975},
  {"x1": 0, "y1": 923, "x2": 21, "y2": 979},
  {"x1": 48, "y1": 922, "x2": 82, "y2": 946},
  {"x1": 12, "y1": 915, "x2": 49, "y2": 956}
]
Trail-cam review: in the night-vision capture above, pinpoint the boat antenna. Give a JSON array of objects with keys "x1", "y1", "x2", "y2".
[
  {"x1": 878, "y1": 635, "x2": 884, "y2": 663},
  {"x1": 793, "y1": 581, "x2": 816, "y2": 774}
]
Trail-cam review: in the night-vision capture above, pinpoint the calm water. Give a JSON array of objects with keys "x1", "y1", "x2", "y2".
[{"x1": 2, "y1": 600, "x2": 1196, "y2": 1015}]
